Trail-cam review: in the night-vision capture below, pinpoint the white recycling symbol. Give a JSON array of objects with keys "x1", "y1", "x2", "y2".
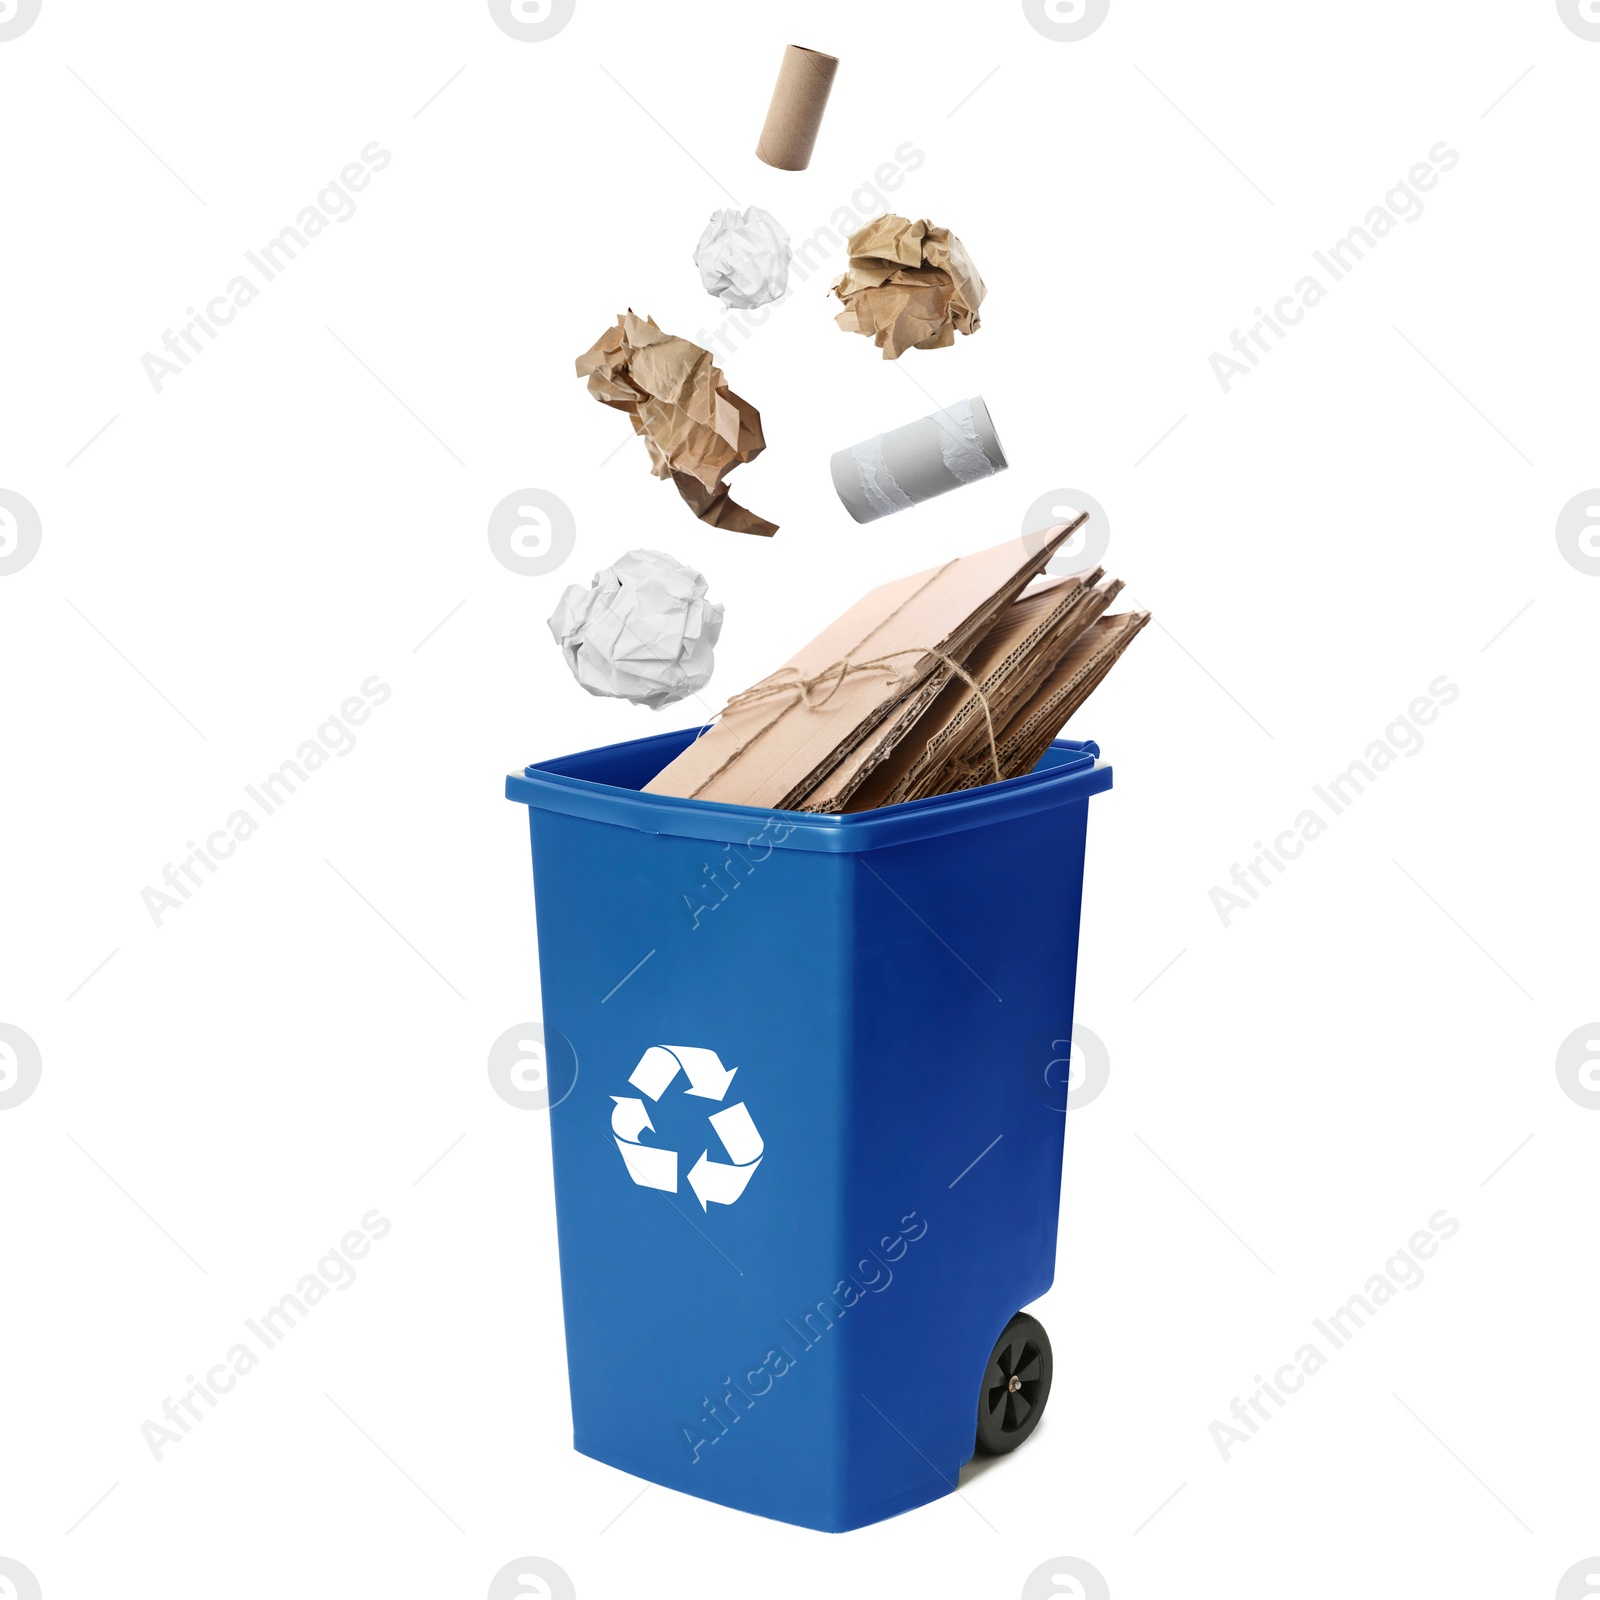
[{"x1": 610, "y1": 1045, "x2": 763, "y2": 1211}]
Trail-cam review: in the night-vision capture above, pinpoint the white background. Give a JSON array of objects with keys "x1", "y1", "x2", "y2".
[{"x1": 2, "y1": 1, "x2": 1597, "y2": 1597}]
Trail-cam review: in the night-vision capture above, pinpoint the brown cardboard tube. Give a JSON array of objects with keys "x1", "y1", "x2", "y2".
[{"x1": 755, "y1": 44, "x2": 838, "y2": 171}]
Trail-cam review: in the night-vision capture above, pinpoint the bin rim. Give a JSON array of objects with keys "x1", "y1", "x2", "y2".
[{"x1": 505, "y1": 727, "x2": 1111, "y2": 854}]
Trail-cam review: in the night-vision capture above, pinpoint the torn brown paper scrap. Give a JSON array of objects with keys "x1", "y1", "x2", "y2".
[{"x1": 575, "y1": 311, "x2": 776, "y2": 538}]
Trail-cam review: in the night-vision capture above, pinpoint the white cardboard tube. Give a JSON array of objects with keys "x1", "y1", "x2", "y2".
[{"x1": 830, "y1": 396, "x2": 1008, "y2": 524}]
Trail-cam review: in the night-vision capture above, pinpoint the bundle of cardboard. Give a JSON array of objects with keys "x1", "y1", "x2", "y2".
[{"x1": 645, "y1": 523, "x2": 1148, "y2": 813}]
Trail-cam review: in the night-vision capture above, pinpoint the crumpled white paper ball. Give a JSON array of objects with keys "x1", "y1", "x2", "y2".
[
  {"x1": 694, "y1": 206, "x2": 792, "y2": 310},
  {"x1": 548, "y1": 549, "x2": 724, "y2": 710}
]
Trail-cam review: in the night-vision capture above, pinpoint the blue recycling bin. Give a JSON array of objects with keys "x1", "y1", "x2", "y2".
[{"x1": 505, "y1": 726, "x2": 1112, "y2": 1532}]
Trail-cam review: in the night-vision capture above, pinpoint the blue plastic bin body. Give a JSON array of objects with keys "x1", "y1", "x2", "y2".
[{"x1": 505, "y1": 727, "x2": 1111, "y2": 1532}]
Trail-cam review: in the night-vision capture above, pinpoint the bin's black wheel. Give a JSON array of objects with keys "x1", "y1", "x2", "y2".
[{"x1": 975, "y1": 1311, "x2": 1052, "y2": 1455}]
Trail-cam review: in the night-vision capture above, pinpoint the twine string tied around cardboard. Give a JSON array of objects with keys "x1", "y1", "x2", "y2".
[{"x1": 690, "y1": 646, "x2": 1002, "y2": 799}]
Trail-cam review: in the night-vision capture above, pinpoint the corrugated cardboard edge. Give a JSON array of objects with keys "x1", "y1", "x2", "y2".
[
  {"x1": 792, "y1": 521, "x2": 1083, "y2": 811},
  {"x1": 947, "y1": 610, "x2": 1149, "y2": 789},
  {"x1": 894, "y1": 577, "x2": 1126, "y2": 806},
  {"x1": 841, "y1": 571, "x2": 1098, "y2": 812}
]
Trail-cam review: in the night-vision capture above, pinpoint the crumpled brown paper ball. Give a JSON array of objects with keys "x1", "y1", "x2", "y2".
[
  {"x1": 830, "y1": 214, "x2": 986, "y2": 360},
  {"x1": 575, "y1": 311, "x2": 776, "y2": 538}
]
